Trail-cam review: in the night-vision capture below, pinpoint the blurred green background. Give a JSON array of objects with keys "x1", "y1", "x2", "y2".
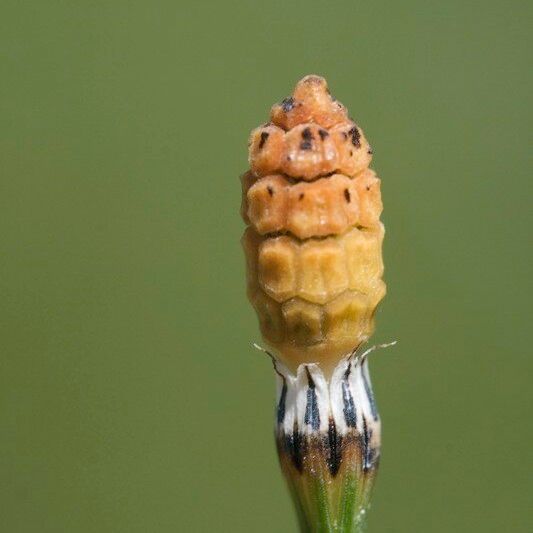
[{"x1": 1, "y1": 1, "x2": 531, "y2": 531}]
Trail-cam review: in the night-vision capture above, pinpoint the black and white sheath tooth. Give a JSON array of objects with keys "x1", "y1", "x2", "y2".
[
  {"x1": 361, "y1": 357, "x2": 379, "y2": 422},
  {"x1": 342, "y1": 362, "x2": 357, "y2": 428},
  {"x1": 277, "y1": 380, "x2": 287, "y2": 426},
  {"x1": 304, "y1": 366, "x2": 320, "y2": 431}
]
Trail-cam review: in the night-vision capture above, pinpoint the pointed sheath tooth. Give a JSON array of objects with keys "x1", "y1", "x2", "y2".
[
  {"x1": 303, "y1": 367, "x2": 320, "y2": 431},
  {"x1": 353, "y1": 357, "x2": 381, "y2": 470},
  {"x1": 274, "y1": 360, "x2": 296, "y2": 436},
  {"x1": 277, "y1": 378, "x2": 288, "y2": 427},
  {"x1": 330, "y1": 355, "x2": 356, "y2": 436},
  {"x1": 352, "y1": 359, "x2": 370, "y2": 435},
  {"x1": 295, "y1": 364, "x2": 329, "y2": 435},
  {"x1": 273, "y1": 361, "x2": 289, "y2": 427},
  {"x1": 361, "y1": 356, "x2": 379, "y2": 423}
]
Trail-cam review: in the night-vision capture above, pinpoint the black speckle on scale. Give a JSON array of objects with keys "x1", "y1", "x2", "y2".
[
  {"x1": 344, "y1": 189, "x2": 351, "y2": 203},
  {"x1": 348, "y1": 126, "x2": 361, "y2": 148},
  {"x1": 281, "y1": 97, "x2": 295, "y2": 113},
  {"x1": 301, "y1": 127, "x2": 313, "y2": 141},
  {"x1": 258, "y1": 131, "x2": 269, "y2": 149}
]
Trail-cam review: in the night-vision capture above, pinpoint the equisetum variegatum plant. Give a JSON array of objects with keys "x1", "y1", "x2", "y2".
[{"x1": 241, "y1": 75, "x2": 392, "y2": 532}]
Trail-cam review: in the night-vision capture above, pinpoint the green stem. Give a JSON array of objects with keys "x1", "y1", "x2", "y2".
[
  {"x1": 338, "y1": 472, "x2": 360, "y2": 532},
  {"x1": 312, "y1": 475, "x2": 333, "y2": 532}
]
